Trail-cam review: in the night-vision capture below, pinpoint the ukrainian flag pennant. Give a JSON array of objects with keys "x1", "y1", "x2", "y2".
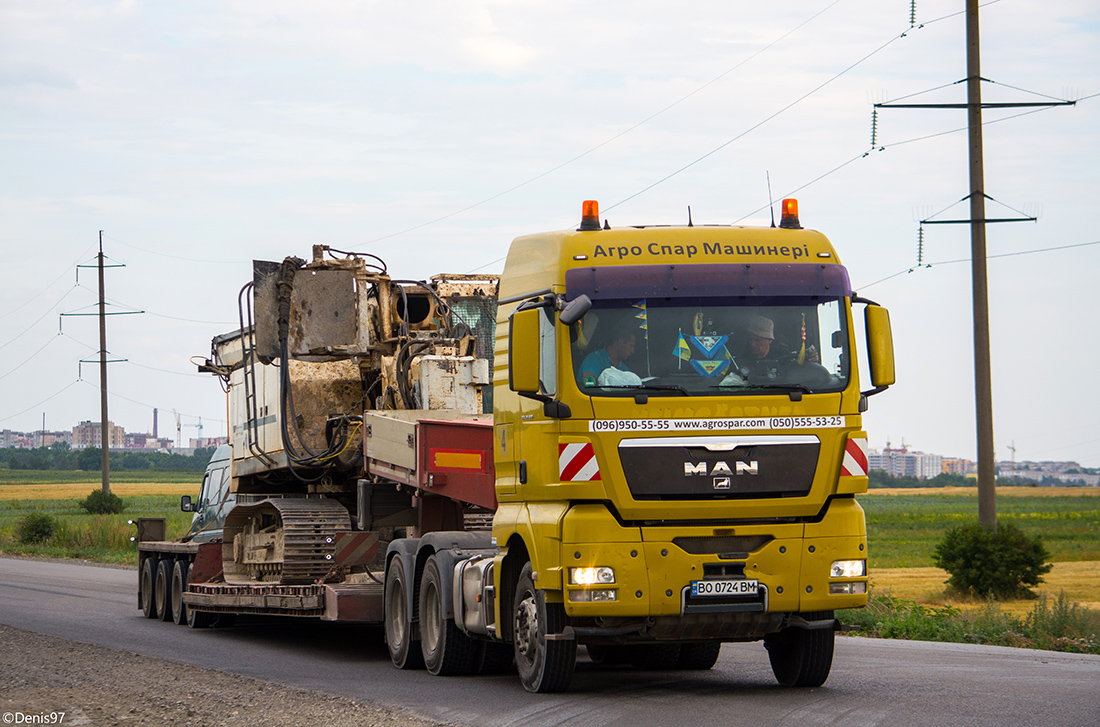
[
  {"x1": 674, "y1": 329, "x2": 691, "y2": 361},
  {"x1": 633, "y1": 300, "x2": 648, "y2": 339}
]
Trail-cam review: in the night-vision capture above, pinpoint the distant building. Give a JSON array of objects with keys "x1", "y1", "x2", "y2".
[
  {"x1": 189, "y1": 436, "x2": 228, "y2": 449},
  {"x1": 867, "y1": 443, "x2": 942, "y2": 480},
  {"x1": 72, "y1": 420, "x2": 125, "y2": 450},
  {"x1": 942, "y1": 457, "x2": 974, "y2": 476}
]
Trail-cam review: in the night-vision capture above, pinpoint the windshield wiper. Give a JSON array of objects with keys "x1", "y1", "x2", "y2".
[{"x1": 636, "y1": 383, "x2": 690, "y2": 396}]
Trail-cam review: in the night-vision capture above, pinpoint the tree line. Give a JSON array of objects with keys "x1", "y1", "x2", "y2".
[
  {"x1": 0, "y1": 445, "x2": 216, "y2": 472},
  {"x1": 868, "y1": 469, "x2": 1078, "y2": 488}
]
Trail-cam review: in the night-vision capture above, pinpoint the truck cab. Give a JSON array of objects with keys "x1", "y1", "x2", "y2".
[{"x1": 180, "y1": 444, "x2": 235, "y2": 542}]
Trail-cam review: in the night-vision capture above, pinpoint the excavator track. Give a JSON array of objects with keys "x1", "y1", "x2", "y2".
[{"x1": 223, "y1": 497, "x2": 351, "y2": 585}]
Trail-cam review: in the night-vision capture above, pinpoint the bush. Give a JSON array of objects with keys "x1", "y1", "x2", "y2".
[
  {"x1": 78, "y1": 489, "x2": 126, "y2": 515},
  {"x1": 17, "y1": 512, "x2": 57, "y2": 544},
  {"x1": 932, "y1": 521, "x2": 1053, "y2": 598}
]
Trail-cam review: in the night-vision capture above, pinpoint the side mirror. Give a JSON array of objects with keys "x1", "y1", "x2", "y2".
[
  {"x1": 864, "y1": 305, "x2": 895, "y2": 393},
  {"x1": 559, "y1": 294, "x2": 592, "y2": 326},
  {"x1": 180, "y1": 495, "x2": 193, "y2": 513},
  {"x1": 509, "y1": 308, "x2": 541, "y2": 393}
]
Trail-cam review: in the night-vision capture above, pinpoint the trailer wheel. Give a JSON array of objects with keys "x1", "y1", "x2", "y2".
[
  {"x1": 186, "y1": 607, "x2": 216, "y2": 629},
  {"x1": 676, "y1": 641, "x2": 722, "y2": 670},
  {"x1": 155, "y1": 559, "x2": 173, "y2": 622},
  {"x1": 385, "y1": 557, "x2": 423, "y2": 669},
  {"x1": 764, "y1": 610, "x2": 835, "y2": 687},
  {"x1": 140, "y1": 557, "x2": 158, "y2": 619},
  {"x1": 419, "y1": 555, "x2": 478, "y2": 676},
  {"x1": 171, "y1": 560, "x2": 190, "y2": 625},
  {"x1": 512, "y1": 562, "x2": 575, "y2": 693}
]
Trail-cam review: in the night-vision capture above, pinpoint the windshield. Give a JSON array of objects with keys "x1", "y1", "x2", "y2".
[{"x1": 570, "y1": 297, "x2": 849, "y2": 396}]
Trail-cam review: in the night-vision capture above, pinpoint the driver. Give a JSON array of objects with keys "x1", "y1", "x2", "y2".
[
  {"x1": 578, "y1": 323, "x2": 636, "y2": 388},
  {"x1": 731, "y1": 315, "x2": 817, "y2": 378}
]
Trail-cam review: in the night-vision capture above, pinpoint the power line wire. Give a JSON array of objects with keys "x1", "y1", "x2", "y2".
[
  {"x1": 858, "y1": 240, "x2": 1100, "y2": 290},
  {"x1": 604, "y1": 25, "x2": 914, "y2": 212},
  {"x1": 0, "y1": 379, "x2": 82, "y2": 424}
]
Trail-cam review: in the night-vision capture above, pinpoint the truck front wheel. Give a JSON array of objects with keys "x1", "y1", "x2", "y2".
[
  {"x1": 419, "y1": 555, "x2": 478, "y2": 676},
  {"x1": 764, "y1": 610, "x2": 835, "y2": 687},
  {"x1": 385, "y1": 556, "x2": 423, "y2": 669},
  {"x1": 512, "y1": 563, "x2": 575, "y2": 693}
]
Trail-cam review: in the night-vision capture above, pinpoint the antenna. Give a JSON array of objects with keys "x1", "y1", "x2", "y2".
[{"x1": 766, "y1": 172, "x2": 776, "y2": 228}]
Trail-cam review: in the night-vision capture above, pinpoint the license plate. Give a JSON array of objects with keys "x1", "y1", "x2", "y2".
[{"x1": 691, "y1": 579, "x2": 759, "y2": 597}]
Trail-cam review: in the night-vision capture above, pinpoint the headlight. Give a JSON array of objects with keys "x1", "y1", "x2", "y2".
[
  {"x1": 569, "y1": 566, "x2": 615, "y2": 585},
  {"x1": 830, "y1": 560, "x2": 866, "y2": 578}
]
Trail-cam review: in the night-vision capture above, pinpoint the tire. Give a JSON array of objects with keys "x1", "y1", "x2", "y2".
[
  {"x1": 676, "y1": 641, "x2": 722, "y2": 670},
  {"x1": 764, "y1": 610, "x2": 835, "y2": 687},
  {"x1": 385, "y1": 556, "x2": 423, "y2": 669},
  {"x1": 513, "y1": 562, "x2": 576, "y2": 693},
  {"x1": 475, "y1": 641, "x2": 515, "y2": 675},
  {"x1": 187, "y1": 607, "x2": 216, "y2": 629},
  {"x1": 171, "y1": 560, "x2": 190, "y2": 626},
  {"x1": 629, "y1": 643, "x2": 682, "y2": 670},
  {"x1": 419, "y1": 555, "x2": 478, "y2": 676},
  {"x1": 155, "y1": 559, "x2": 173, "y2": 622},
  {"x1": 140, "y1": 557, "x2": 158, "y2": 619}
]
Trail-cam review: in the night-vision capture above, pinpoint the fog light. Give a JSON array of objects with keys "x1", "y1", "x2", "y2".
[
  {"x1": 570, "y1": 567, "x2": 615, "y2": 585},
  {"x1": 569, "y1": 589, "x2": 617, "y2": 602},
  {"x1": 830, "y1": 559, "x2": 866, "y2": 578},
  {"x1": 829, "y1": 582, "x2": 867, "y2": 595}
]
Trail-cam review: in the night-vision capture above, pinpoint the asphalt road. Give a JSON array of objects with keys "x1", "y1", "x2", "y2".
[{"x1": 2, "y1": 556, "x2": 1098, "y2": 727}]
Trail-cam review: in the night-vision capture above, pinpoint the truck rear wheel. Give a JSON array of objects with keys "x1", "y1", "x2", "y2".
[
  {"x1": 140, "y1": 557, "x2": 157, "y2": 619},
  {"x1": 419, "y1": 555, "x2": 478, "y2": 676},
  {"x1": 171, "y1": 560, "x2": 190, "y2": 625},
  {"x1": 186, "y1": 607, "x2": 216, "y2": 629},
  {"x1": 513, "y1": 562, "x2": 575, "y2": 693},
  {"x1": 764, "y1": 611, "x2": 835, "y2": 687},
  {"x1": 155, "y1": 559, "x2": 173, "y2": 622},
  {"x1": 385, "y1": 556, "x2": 423, "y2": 669}
]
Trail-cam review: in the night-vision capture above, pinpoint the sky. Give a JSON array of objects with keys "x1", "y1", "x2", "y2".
[{"x1": 1, "y1": 0, "x2": 1098, "y2": 467}]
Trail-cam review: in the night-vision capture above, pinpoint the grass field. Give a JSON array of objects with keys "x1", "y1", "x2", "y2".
[
  {"x1": 859, "y1": 487, "x2": 1100, "y2": 568},
  {"x1": 0, "y1": 470, "x2": 201, "y2": 485}
]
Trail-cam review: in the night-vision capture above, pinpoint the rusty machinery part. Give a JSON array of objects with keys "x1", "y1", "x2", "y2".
[
  {"x1": 318, "y1": 245, "x2": 388, "y2": 274},
  {"x1": 222, "y1": 498, "x2": 351, "y2": 585}
]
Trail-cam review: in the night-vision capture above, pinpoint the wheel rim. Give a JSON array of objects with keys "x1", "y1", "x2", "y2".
[
  {"x1": 514, "y1": 592, "x2": 539, "y2": 661},
  {"x1": 422, "y1": 579, "x2": 441, "y2": 653},
  {"x1": 387, "y1": 583, "x2": 407, "y2": 648}
]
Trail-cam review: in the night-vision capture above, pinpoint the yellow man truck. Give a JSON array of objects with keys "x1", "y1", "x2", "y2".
[{"x1": 136, "y1": 199, "x2": 895, "y2": 693}]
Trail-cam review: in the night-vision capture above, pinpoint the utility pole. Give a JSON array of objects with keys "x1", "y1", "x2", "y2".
[
  {"x1": 965, "y1": 0, "x2": 997, "y2": 532},
  {"x1": 97, "y1": 231, "x2": 111, "y2": 495},
  {"x1": 875, "y1": 0, "x2": 1074, "y2": 532},
  {"x1": 61, "y1": 233, "x2": 143, "y2": 496}
]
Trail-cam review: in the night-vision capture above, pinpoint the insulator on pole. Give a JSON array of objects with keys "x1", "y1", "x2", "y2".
[
  {"x1": 917, "y1": 225, "x2": 925, "y2": 264},
  {"x1": 870, "y1": 108, "x2": 878, "y2": 148},
  {"x1": 910, "y1": 0, "x2": 917, "y2": 27}
]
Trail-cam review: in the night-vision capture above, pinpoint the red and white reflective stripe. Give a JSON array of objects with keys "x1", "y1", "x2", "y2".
[
  {"x1": 559, "y1": 442, "x2": 602, "y2": 481},
  {"x1": 841, "y1": 435, "x2": 868, "y2": 477}
]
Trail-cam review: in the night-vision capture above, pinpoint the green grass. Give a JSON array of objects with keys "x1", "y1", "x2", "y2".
[
  {"x1": 839, "y1": 591, "x2": 1100, "y2": 655},
  {"x1": 0, "y1": 470, "x2": 200, "y2": 485},
  {"x1": 0, "y1": 494, "x2": 194, "y2": 563},
  {"x1": 861, "y1": 493, "x2": 1100, "y2": 569}
]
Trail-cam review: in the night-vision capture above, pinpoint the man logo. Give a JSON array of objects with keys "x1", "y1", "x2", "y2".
[
  {"x1": 713, "y1": 477, "x2": 731, "y2": 490},
  {"x1": 684, "y1": 461, "x2": 759, "y2": 476}
]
